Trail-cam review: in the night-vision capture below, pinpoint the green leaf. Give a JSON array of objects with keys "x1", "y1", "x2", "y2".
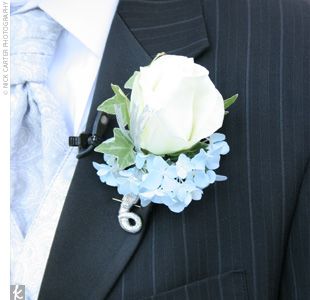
[
  {"x1": 94, "y1": 128, "x2": 135, "y2": 169},
  {"x1": 124, "y1": 71, "x2": 139, "y2": 90},
  {"x1": 97, "y1": 84, "x2": 130, "y2": 126},
  {"x1": 224, "y1": 94, "x2": 238, "y2": 110},
  {"x1": 97, "y1": 95, "x2": 117, "y2": 114}
]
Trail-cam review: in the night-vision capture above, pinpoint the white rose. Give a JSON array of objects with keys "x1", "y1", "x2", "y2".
[{"x1": 129, "y1": 54, "x2": 225, "y2": 155}]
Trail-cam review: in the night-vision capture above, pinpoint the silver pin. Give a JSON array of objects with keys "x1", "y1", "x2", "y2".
[
  {"x1": 114, "y1": 195, "x2": 142, "y2": 233},
  {"x1": 112, "y1": 198, "x2": 141, "y2": 208}
]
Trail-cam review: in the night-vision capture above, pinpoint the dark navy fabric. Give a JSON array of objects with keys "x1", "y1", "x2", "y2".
[{"x1": 39, "y1": 0, "x2": 310, "y2": 299}]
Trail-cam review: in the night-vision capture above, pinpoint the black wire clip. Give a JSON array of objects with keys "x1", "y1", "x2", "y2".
[{"x1": 68, "y1": 112, "x2": 109, "y2": 159}]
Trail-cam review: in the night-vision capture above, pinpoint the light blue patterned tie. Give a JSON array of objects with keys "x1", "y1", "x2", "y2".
[{"x1": 11, "y1": 9, "x2": 68, "y2": 237}]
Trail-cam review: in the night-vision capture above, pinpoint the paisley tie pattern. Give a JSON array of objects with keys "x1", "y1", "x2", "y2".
[
  {"x1": 11, "y1": 9, "x2": 68, "y2": 237},
  {"x1": 10, "y1": 9, "x2": 75, "y2": 299}
]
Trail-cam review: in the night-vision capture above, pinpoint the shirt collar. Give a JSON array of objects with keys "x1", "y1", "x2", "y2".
[
  {"x1": 40, "y1": 0, "x2": 119, "y2": 58},
  {"x1": 13, "y1": 0, "x2": 119, "y2": 58}
]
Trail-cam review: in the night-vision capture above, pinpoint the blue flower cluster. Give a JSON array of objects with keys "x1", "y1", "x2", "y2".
[{"x1": 93, "y1": 133, "x2": 229, "y2": 213}]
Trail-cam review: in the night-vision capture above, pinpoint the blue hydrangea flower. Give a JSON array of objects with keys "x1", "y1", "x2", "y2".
[
  {"x1": 141, "y1": 156, "x2": 177, "y2": 190},
  {"x1": 209, "y1": 133, "x2": 226, "y2": 143},
  {"x1": 172, "y1": 180, "x2": 203, "y2": 212},
  {"x1": 104, "y1": 153, "x2": 118, "y2": 166},
  {"x1": 205, "y1": 148, "x2": 221, "y2": 170},
  {"x1": 117, "y1": 167, "x2": 142, "y2": 195},
  {"x1": 209, "y1": 133, "x2": 230, "y2": 155},
  {"x1": 176, "y1": 153, "x2": 192, "y2": 178},
  {"x1": 216, "y1": 174, "x2": 228, "y2": 181},
  {"x1": 192, "y1": 170, "x2": 209, "y2": 188},
  {"x1": 93, "y1": 132, "x2": 230, "y2": 214},
  {"x1": 202, "y1": 133, "x2": 229, "y2": 170},
  {"x1": 135, "y1": 152, "x2": 151, "y2": 169},
  {"x1": 139, "y1": 189, "x2": 172, "y2": 207},
  {"x1": 93, "y1": 161, "x2": 118, "y2": 187},
  {"x1": 161, "y1": 175, "x2": 180, "y2": 198},
  {"x1": 191, "y1": 149, "x2": 207, "y2": 170}
]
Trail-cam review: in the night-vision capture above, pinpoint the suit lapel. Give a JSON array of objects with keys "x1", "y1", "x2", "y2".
[
  {"x1": 118, "y1": 0, "x2": 210, "y2": 58},
  {"x1": 39, "y1": 14, "x2": 152, "y2": 300},
  {"x1": 39, "y1": 1, "x2": 210, "y2": 298}
]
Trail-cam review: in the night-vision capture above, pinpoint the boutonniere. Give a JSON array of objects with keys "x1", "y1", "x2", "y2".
[{"x1": 93, "y1": 53, "x2": 237, "y2": 233}]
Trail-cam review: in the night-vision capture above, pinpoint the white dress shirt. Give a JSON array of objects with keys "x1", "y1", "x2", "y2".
[{"x1": 10, "y1": 1, "x2": 119, "y2": 299}]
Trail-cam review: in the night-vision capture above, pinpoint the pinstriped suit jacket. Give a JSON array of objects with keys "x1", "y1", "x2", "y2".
[{"x1": 38, "y1": 0, "x2": 310, "y2": 299}]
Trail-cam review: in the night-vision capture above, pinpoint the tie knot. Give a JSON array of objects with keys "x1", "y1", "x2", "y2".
[{"x1": 11, "y1": 9, "x2": 62, "y2": 85}]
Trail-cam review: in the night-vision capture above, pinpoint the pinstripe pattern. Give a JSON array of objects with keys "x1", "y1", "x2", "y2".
[
  {"x1": 151, "y1": 210, "x2": 156, "y2": 295},
  {"x1": 168, "y1": 38, "x2": 209, "y2": 54},
  {"x1": 213, "y1": 1, "x2": 224, "y2": 298},
  {"x1": 108, "y1": 0, "x2": 309, "y2": 299},
  {"x1": 289, "y1": 244, "x2": 298, "y2": 299},
  {"x1": 280, "y1": 159, "x2": 310, "y2": 299},
  {"x1": 131, "y1": 15, "x2": 203, "y2": 31},
  {"x1": 214, "y1": 189, "x2": 224, "y2": 300},
  {"x1": 279, "y1": 0, "x2": 286, "y2": 246},
  {"x1": 182, "y1": 214, "x2": 189, "y2": 284},
  {"x1": 38, "y1": 0, "x2": 310, "y2": 299},
  {"x1": 118, "y1": 0, "x2": 209, "y2": 57},
  {"x1": 245, "y1": 0, "x2": 257, "y2": 299},
  {"x1": 121, "y1": 275, "x2": 125, "y2": 300}
]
